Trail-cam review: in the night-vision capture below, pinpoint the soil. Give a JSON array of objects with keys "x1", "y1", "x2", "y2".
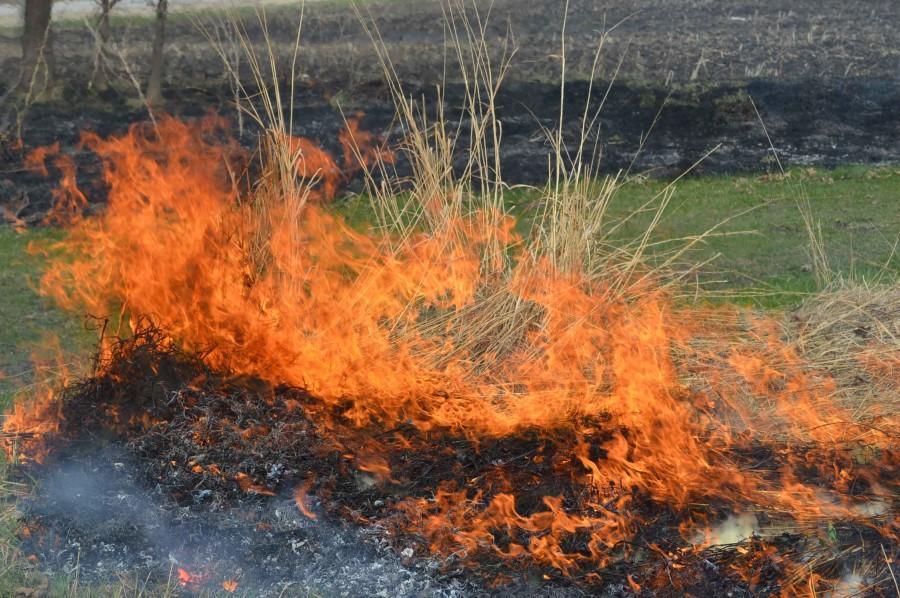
[
  {"x1": 3, "y1": 76, "x2": 899, "y2": 223},
  {"x1": 3, "y1": 0, "x2": 896, "y2": 86},
  {"x1": 0, "y1": 0, "x2": 899, "y2": 221}
]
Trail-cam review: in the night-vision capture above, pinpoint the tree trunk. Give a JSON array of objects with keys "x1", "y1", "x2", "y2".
[
  {"x1": 146, "y1": 0, "x2": 168, "y2": 106},
  {"x1": 19, "y1": 0, "x2": 55, "y2": 96},
  {"x1": 91, "y1": 0, "x2": 114, "y2": 92}
]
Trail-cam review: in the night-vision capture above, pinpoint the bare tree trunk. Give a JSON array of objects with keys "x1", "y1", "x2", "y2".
[
  {"x1": 19, "y1": 0, "x2": 55, "y2": 97},
  {"x1": 91, "y1": 0, "x2": 116, "y2": 92},
  {"x1": 146, "y1": 0, "x2": 168, "y2": 106}
]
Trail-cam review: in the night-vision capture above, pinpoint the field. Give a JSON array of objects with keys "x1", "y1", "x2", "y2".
[
  {"x1": 0, "y1": 1, "x2": 898, "y2": 596},
  {"x1": 2, "y1": 0, "x2": 900, "y2": 223}
]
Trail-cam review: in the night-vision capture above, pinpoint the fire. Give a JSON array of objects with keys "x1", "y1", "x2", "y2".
[
  {"x1": 4, "y1": 116, "x2": 897, "y2": 591},
  {"x1": 285, "y1": 112, "x2": 394, "y2": 201},
  {"x1": 293, "y1": 481, "x2": 317, "y2": 520},
  {"x1": 222, "y1": 579, "x2": 239, "y2": 592},
  {"x1": 234, "y1": 472, "x2": 276, "y2": 496},
  {"x1": 2, "y1": 336, "x2": 80, "y2": 464},
  {"x1": 24, "y1": 142, "x2": 88, "y2": 226},
  {"x1": 177, "y1": 567, "x2": 202, "y2": 585}
]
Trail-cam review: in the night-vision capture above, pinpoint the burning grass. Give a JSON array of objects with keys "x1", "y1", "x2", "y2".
[
  {"x1": 0, "y1": 110, "x2": 895, "y2": 593},
  {"x1": 13, "y1": 322, "x2": 897, "y2": 595},
  {"x1": 1, "y1": 4, "x2": 898, "y2": 594}
]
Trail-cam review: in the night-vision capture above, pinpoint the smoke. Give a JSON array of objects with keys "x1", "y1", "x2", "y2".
[
  {"x1": 21, "y1": 445, "x2": 480, "y2": 596},
  {"x1": 852, "y1": 499, "x2": 889, "y2": 517},
  {"x1": 694, "y1": 513, "x2": 760, "y2": 546},
  {"x1": 828, "y1": 573, "x2": 866, "y2": 598}
]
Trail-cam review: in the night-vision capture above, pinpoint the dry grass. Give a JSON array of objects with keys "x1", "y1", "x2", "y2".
[
  {"x1": 786, "y1": 282, "x2": 900, "y2": 423},
  {"x1": 344, "y1": 0, "x2": 747, "y2": 371},
  {"x1": 191, "y1": 1, "x2": 900, "y2": 423}
]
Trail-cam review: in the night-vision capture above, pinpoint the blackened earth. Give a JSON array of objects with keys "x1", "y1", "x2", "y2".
[
  {"x1": 1, "y1": 0, "x2": 900, "y2": 221},
  {"x1": 20, "y1": 446, "x2": 483, "y2": 597},
  {"x1": 13, "y1": 329, "x2": 894, "y2": 597},
  {"x1": 2, "y1": 76, "x2": 899, "y2": 223}
]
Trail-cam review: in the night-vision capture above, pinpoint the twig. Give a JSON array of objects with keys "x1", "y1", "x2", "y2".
[{"x1": 882, "y1": 544, "x2": 899, "y2": 596}]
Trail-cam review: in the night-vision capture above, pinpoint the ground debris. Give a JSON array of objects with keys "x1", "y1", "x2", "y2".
[{"x1": 11, "y1": 326, "x2": 899, "y2": 596}]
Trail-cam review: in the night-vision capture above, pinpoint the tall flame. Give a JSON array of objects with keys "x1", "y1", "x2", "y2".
[{"x1": 6, "y1": 117, "x2": 896, "y2": 587}]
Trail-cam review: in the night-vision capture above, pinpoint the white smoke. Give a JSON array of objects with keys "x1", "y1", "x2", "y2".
[{"x1": 693, "y1": 512, "x2": 760, "y2": 546}]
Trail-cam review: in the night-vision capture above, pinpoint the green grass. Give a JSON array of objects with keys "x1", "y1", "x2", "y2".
[
  {"x1": 0, "y1": 227, "x2": 94, "y2": 408},
  {"x1": 337, "y1": 165, "x2": 900, "y2": 307},
  {"x1": 605, "y1": 165, "x2": 900, "y2": 305}
]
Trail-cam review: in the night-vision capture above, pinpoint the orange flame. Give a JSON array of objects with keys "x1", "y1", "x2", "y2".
[
  {"x1": 222, "y1": 579, "x2": 239, "y2": 592},
  {"x1": 177, "y1": 567, "x2": 202, "y2": 586},
  {"x1": 285, "y1": 112, "x2": 393, "y2": 201},
  {"x1": 2, "y1": 336, "x2": 78, "y2": 464},
  {"x1": 293, "y1": 480, "x2": 317, "y2": 520},
  {"x1": 25, "y1": 142, "x2": 88, "y2": 226},
  {"x1": 8, "y1": 117, "x2": 896, "y2": 585}
]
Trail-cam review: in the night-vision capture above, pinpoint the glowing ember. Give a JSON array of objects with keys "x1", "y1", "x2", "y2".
[
  {"x1": 177, "y1": 567, "x2": 202, "y2": 586},
  {"x1": 222, "y1": 579, "x2": 239, "y2": 592},
  {"x1": 294, "y1": 481, "x2": 317, "y2": 520}
]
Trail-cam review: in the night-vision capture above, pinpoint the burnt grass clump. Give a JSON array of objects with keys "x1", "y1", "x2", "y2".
[{"x1": 13, "y1": 327, "x2": 898, "y2": 596}]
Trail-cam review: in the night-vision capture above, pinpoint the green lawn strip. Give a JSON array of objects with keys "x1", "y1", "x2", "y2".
[
  {"x1": 607, "y1": 166, "x2": 900, "y2": 306},
  {"x1": 0, "y1": 227, "x2": 96, "y2": 407},
  {"x1": 336, "y1": 165, "x2": 900, "y2": 308}
]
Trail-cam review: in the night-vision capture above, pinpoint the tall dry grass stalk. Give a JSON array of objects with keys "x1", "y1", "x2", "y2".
[
  {"x1": 196, "y1": 0, "x2": 768, "y2": 375},
  {"x1": 200, "y1": 0, "x2": 897, "y2": 423},
  {"x1": 199, "y1": 5, "x2": 321, "y2": 289},
  {"x1": 750, "y1": 96, "x2": 835, "y2": 288}
]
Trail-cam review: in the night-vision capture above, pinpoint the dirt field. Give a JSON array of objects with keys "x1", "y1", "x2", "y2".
[
  {"x1": 0, "y1": 0, "x2": 898, "y2": 217},
  {"x1": 4, "y1": 0, "x2": 896, "y2": 84}
]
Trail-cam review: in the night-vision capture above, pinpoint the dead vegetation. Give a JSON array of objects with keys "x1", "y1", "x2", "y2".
[{"x1": 787, "y1": 283, "x2": 900, "y2": 417}]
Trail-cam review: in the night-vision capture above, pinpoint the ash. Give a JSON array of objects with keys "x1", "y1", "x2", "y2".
[
  {"x1": 20, "y1": 445, "x2": 482, "y2": 597},
  {"x1": 11, "y1": 329, "x2": 594, "y2": 596}
]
